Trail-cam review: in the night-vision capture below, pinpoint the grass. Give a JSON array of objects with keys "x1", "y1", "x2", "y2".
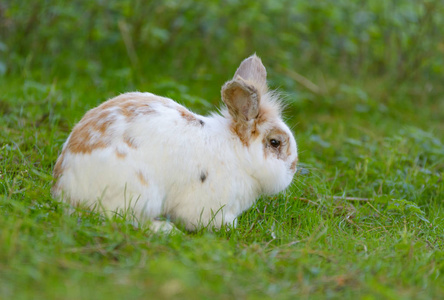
[{"x1": 1, "y1": 68, "x2": 443, "y2": 299}]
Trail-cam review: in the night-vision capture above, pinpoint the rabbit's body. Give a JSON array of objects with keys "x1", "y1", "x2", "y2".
[{"x1": 53, "y1": 55, "x2": 298, "y2": 230}]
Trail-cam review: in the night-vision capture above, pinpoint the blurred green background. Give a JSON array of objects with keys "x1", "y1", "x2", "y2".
[{"x1": 2, "y1": 0, "x2": 444, "y2": 107}]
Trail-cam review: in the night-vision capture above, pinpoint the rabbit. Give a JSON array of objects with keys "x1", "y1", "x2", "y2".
[{"x1": 52, "y1": 54, "x2": 298, "y2": 231}]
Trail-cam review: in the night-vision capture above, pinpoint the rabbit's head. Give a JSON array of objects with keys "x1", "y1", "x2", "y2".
[{"x1": 221, "y1": 55, "x2": 298, "y2": 195}]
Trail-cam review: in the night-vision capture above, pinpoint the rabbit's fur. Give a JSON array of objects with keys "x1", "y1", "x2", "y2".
[{"x1": 52, "y1": 55, "x2": 298, "y2": 231}]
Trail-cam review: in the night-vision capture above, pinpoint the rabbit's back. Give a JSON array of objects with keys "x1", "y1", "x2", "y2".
[{"x1": 52, "y1": 92, "x2": 216, "y2": 218}]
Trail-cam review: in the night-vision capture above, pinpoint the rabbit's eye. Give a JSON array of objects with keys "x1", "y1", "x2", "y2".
[{"x1": 270, "y1": 139, "x2": 281, "y2": 148}]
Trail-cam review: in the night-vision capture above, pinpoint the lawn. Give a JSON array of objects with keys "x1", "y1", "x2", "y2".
[{"x1": 1, "y1": 1, "x2": 443, "y2": 299}]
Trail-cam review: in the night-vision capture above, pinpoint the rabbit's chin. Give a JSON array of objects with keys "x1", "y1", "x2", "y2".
[
  {"x1": 262, "y1": 175, "x2": 293, "y2": 196},
  {"x1": 254, "y1": 163, "x2": 294, "y2": 196}
]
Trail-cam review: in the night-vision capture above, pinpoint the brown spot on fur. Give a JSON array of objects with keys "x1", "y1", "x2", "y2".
[
  {"x1": 290, "y1": 157, "x2": 298, "y2": 172},
  {"x1": 66, "y1": 109, "x2": 114, "y2": 154},
  {"x1": 136, "y1": 170, "x2": 149, "y2": 186},
  {"x1": 67, "y1": 129, "x2": 108, "y2": 154},
  {"x1": 286, "y1": 142, "x2": 292, "y2": 157},
  {"x1": 119, "y1": 100, "x2": 156, "y2": 120},
  {"x1": 52, "y1": 149, "x2": 66, "y2": 196},
  {"x1": 123, "y1": 135, "x2": 137, "y2": 148},
  {"x1": 178, "y1": 107, "x2": 196, "y2": 122},
  {"x1": 66, "y1": 93, "x2": 164, "y2": 154},
  {"x1": 177, "y1": 107, "x2": 203, "y2": 126},
  {"x1": 115, "y1": 149, "x2": 127, "y2": 159},
  {"x1": 53, "y1": 150, "x2": 65, "y2": 179},
  {"x1": 230, "y1": 122, "x2": 251, "y2": 146},
  {"x1": 97, "y1": 111, "x2": 114, "y2": 133}
]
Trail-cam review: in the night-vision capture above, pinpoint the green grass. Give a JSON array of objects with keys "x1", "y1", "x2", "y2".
[{"x1": 1, "y1": 1, "x2": 444, "y2": 298}]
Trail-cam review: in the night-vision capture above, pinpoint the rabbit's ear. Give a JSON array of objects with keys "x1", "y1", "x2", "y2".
[
  {"x1": 233, "y1": 54, "x2": 267, "y2": 91},
  {"x1": 222, "y1": 77, "x2": 260, "y2": 122}
]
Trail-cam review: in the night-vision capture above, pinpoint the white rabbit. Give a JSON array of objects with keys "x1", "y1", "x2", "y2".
[{"x1": 52, "y1": 54, "x2": 298, "y2": 231}]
